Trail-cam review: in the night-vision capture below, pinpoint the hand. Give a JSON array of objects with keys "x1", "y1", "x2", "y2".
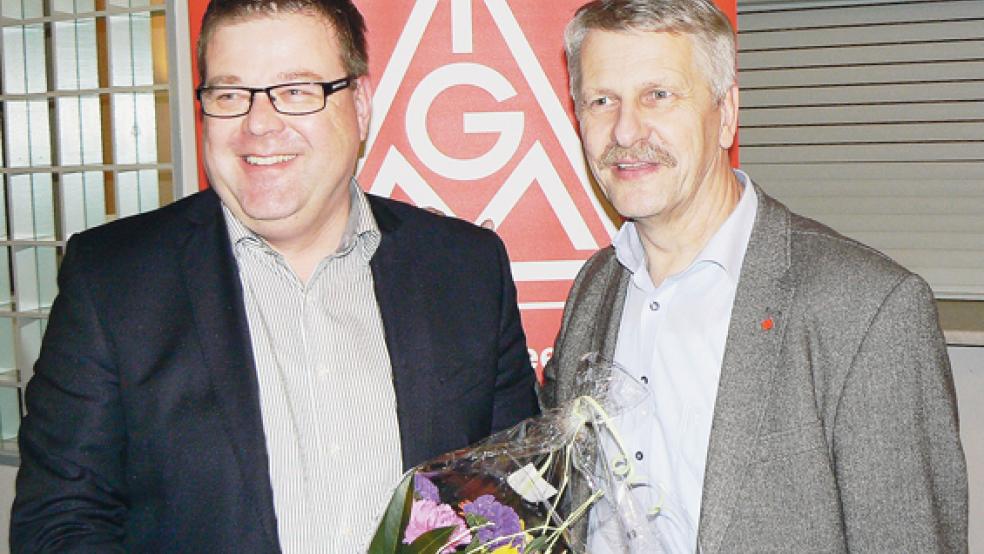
[{"x1": 423, "y1": 207, "x2": 496, "y2": 231}]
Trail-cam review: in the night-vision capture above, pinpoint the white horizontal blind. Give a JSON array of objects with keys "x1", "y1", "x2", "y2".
[{"x1": 737, "y1": 0, "x2": 984, "y2": 298}]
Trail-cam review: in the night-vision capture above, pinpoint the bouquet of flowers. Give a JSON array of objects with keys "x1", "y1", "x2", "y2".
[{"x1": 368, "y1": 354, "x2": 691, "y2": 553}]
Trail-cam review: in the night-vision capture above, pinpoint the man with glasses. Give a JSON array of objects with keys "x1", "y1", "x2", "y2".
[{"x1": 11, "y1": 1, "x2": 538, "y2": 551}]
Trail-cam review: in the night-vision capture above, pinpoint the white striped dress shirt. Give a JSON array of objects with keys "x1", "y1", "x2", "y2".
[{"x1": 223, "y1": 181, "x2": 403, "y2": 552}]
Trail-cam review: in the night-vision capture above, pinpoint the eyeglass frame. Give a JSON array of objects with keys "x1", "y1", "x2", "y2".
[{"x1": 195, "y1": 76, "x2": 355, "y2": 118}]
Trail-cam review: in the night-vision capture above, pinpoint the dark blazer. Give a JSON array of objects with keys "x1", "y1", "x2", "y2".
[
  {"x1": 541, "y1": 185, "x2": 967, "y2": 553},
  {"x1": 11, "y1": 188, "x2": 539, "y2": 553}
]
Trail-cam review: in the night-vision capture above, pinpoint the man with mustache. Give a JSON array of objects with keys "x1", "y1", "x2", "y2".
[
  {"x1": 10, "y1": 0, "x2": 538, "y2": 551},
  {"x1": 540, "y1": 0, "x2": 967, "y2": 552}
]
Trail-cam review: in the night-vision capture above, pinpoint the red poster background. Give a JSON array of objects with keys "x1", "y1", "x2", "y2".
[{"x1": 187, "y1": 0, "x2": 737, "y2": 379}]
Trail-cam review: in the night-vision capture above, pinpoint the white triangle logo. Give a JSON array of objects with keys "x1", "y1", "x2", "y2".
[{"x1": 357, "y1": 0, "x2": 616, "y2": 290}]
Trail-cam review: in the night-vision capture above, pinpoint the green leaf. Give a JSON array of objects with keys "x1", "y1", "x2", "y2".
[
  {"x1": 400, "y1": 477, "x2": 415, "y2": 536},
  {"x1": 524, "y1": 535, "x2": 552, "y2": 553},
  {"x1": 368, "y1": 472, "x2": 415, "y2": 554},
  {"x1": 465, "y1": 533, "x2": 483, "y2": 553},
  {"x1": 464, "y1": 513, "x2": 489, "y2": 528},
  {"x1": 401, "y1": 525, "x2": 456, "y2": 554}
]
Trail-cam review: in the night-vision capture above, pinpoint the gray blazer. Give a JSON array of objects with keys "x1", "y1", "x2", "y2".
[{"x1": 541, "y1": 185, "x2": 967, "y2": 553}]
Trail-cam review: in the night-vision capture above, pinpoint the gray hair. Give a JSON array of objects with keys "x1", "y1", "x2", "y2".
[{"x1": 565, "y1": 0, "x2": 736, "y2": 105}]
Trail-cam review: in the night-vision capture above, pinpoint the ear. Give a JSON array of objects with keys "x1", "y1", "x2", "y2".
[
  {"x1": 718, "y1": 84, "x2": 739, "y2": 150},
  {"x1": 353, "y1": 75, "x2": 373, "y2": 141}
]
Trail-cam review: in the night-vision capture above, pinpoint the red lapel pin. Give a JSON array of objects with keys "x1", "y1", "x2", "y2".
[{"x1": 761, "y1": 317, "x2": 774, "y2": 331}]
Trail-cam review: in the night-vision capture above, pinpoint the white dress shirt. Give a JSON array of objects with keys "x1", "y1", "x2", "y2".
[
  {"x1": 588, "y1": 171, "x2": 757, "y2": 553},
  {"x1": 225, "y1": 181, "x2": 403, "y2": 553}
]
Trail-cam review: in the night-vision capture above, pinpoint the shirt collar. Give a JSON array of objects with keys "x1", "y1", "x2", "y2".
[
  {"x1": 696, "y1": 169, "x2": 757, "y2": 284},
  {"x1": 223, "y1": 177, "x2": 382, "y2": 263},
  {"x1": 612, "y1": 169, "x2": 758, "y2": 288},
  {"x1": 343, "y1": 178, "x2": 382, "y2": 263}
]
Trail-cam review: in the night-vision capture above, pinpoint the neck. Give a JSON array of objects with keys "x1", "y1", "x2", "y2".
[
  {"x1": 256, "y1": 191, "x2": 353, "y2": 285},
  {"x1": 266, "y1": 216, "x2": 348, "y2": 284},
  {"x1": 636, "y1": 167, "x2": 742, "y2": 287}
]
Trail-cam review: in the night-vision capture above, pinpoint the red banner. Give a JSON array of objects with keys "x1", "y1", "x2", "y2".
[{"x1": 189, "y1": 0, "x2": 737, "y2": 378}]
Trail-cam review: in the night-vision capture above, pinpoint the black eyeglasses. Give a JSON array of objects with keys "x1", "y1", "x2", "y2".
[{"x1": 196, "y1": 77, "x2": 354, "y2": 118}]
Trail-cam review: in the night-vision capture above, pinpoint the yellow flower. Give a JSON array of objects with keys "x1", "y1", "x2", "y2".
[
  {"x1": 490, "y1": 546, "x2": 521, "y2": 554},
  {"x1": 521, "y1": 518, "x2": 533, "y2": 545}
]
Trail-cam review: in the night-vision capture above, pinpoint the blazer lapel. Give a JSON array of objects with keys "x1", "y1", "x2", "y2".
[
  {"x1": 587, "y1": 257, "x2": 630, "y2": 389},
  {"x1": 367, "y1": 197, "x2": 438, "y2": 470},
  {"x1": 179, "y1": 190, "x2": 280, "y2": 549},
  {"x1": 698, "y1": 187, "x2": 797, "y2": 554},
  {"x1": 598, "y1": 255, "x2": 631, "y2": 364}
]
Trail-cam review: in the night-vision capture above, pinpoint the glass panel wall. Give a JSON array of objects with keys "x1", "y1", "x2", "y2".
[{"x1": 0, "y1": 0, "x2": 178, "y2": 461}]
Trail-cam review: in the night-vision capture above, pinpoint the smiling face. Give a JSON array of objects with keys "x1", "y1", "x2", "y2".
[
  {"x1": 576, "y1": 29, "x2": 737, "y2": 226},
  {"x1": 201, "y1": 12, "x2": 371, "y2": 247}
]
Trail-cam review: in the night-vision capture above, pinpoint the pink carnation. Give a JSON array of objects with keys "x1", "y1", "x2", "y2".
[{"x1": 403, "y1": 499, "x2": 472, "y2": 552}]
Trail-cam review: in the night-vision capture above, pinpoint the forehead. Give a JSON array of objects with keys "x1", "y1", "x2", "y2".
[
  {"x1": 204, "y1": 12, "x2": 343, "y2": 81},
  {"x1": 578, "y1": 29, "x2": 701, "y2": 89}
]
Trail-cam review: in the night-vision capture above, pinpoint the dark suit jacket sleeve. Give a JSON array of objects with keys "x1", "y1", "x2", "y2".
[
  {"x1": 833, "y1": 274, "x2": 967, "y2": 552},
  {"x1": 11, "y1": 236, "x2": 127, "y2": 553},
  {"x1": 489, "y1": 234, "x2": 540, "y2": 433}
]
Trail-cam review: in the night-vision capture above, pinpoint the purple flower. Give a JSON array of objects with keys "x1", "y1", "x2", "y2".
[
  {"x1": 462, "y1": 494, "x2": 523, "y2": 551},
  {"x1": 403, "y1": 499, "x2": 472, "y2": 553},
  {"x1": 414, "y1": 473, "x2": 441, "y2": 503}
]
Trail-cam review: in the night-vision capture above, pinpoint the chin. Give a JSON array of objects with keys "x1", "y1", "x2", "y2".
[
  {"x1": 608, "y1": 191, "x2": 653, "y2": 214},
  {"x1": 247, "y1": 204, "x2": 303, "y2": 223},
  {"x1": 232, "y1": 192, "x2": 296, "y2": 219}
]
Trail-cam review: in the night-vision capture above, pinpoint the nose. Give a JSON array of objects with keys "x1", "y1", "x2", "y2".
[
  {"x1": 244, "y1": 91, "x2": 285, "y2": 136},
  {"x1": 612, "y1": 102, "x2": 646, "y2": 148}
]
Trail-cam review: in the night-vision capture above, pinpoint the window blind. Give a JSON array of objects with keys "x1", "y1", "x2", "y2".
[{"x1": 737, "y1": 0, "x2": 984, "y2": 298}]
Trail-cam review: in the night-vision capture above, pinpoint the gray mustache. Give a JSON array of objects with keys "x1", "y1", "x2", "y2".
[{"x1": 601, "y1": 143, "x2": 678, "y2": 168}]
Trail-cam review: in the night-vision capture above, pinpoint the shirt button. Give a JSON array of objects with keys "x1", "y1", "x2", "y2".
[
  {"x1": 640, "y1": 375, "x2": 649, "y2": 385},
  {"x1": 635, "y1": 451, "x2": 644, "y2": 461},
  {"x1": 649, "y1": 300, "x2": 660, "y2": 311}
]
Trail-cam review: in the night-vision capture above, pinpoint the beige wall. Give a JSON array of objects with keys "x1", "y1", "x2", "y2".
[
  {"x1": 950, "y1": 346, "x2": 983, "y2": 553},
  {"x1": 0, "y1": 464, "x2": 15, "y2": 554}
]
